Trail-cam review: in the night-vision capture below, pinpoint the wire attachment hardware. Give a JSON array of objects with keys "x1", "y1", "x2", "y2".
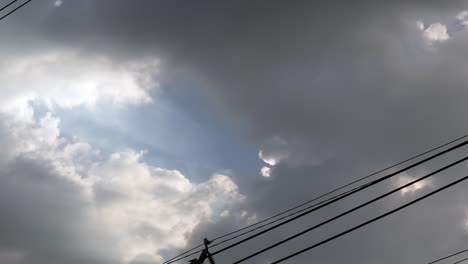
[{"x1": 189, "y1": 238, "x2": 216, "y2": 264}]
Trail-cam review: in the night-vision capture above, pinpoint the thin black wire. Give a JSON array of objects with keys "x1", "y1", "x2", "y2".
[
  {"x1": 163, "y1": 188, "x2": 357, "y2": 264},
  {"x1": 164, "y1": 185, "x2": 360, "y2": 264},
  {"x1": 166, "y1": 186, "x2": 369, "y2": 264},
  {"x1": 232, "y1": 156, "x2": 468, "y2": 263},
  {"x1": 210, "y1": 139, "x2": 468, "y2": 257},
  {"x1": 0, "y1": 0, "x2": 33, "y2": 22},
  {"x1": 270, "y1": 174, "x2": 468, "y2": 264},
  {"x1": 428, "y1": 249, "x2": 468, "y2": 264},
  {"x1": 164, "y1": 187, "x2": 361, "y2": 263},
  {"x1": 164, "y1": 134, "x2": 468, "y2": 264},
  {"x1": 0, "y1": 0, "x2": 19, "y2": 13},
  {"x1": 166, "y1": 137, "x2": 468, "y2": 264},
  {"x1": 209, "y1": 187, "x2": 359, "y2": 247},
  {"x1": 453, "y1": 257, "x2": 468, "y2": 264}
]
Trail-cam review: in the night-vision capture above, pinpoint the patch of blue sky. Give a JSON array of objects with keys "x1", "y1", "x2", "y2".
[{"x1": 45, "y1": 81, "x2": 261, "y2": 183}]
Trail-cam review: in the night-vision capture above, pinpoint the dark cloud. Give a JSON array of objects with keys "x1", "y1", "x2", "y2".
[
  {"x1": 24, "y1": 0, "x2": 468, "y2": 156},
  {"x1": 4, "y1": 1, "x2": 468, "y2": 263},
  {"x1": 0, "y1": 157, "x2": 116, "y2": 264}
]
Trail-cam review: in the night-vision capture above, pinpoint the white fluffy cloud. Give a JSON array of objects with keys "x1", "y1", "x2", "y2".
[
  {"x1": 0, "y1": 108, "x2": 245, "y2": 264},
  {"x1": 457, "y1": 11, "x2": 468, "y2": 26},
  {"x1": 88, "y1": 151, "x2": 244, "y2": 263},
  {"x1": 258, "y1": 137, "x2": 290, "y2": 167},
  {"x1": 260, "y1": 166, "x2": 271, "y2": 177},
  {"x1": 258, "y1": 136, "x2": 330, "y2": 177},
  {"x1": 422, "y1": 23, "x2": 450, "y2": 43},
  {"x1": 54, "y1": 0, "x2": 63, "y2": 7},
  {"x1": 417, "y1": 11, "x2": 468, "y2": 45},
  {"x1": 0, "y1": 49, "x2": 246, "y2": 263},
  {"x1": 0, "y1": 49, "x2": 157, "y2": 112}
]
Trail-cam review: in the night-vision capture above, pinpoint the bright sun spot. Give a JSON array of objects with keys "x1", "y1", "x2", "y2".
[
  {"x1": 54, "y1": 0, "x2": 63, "y2": 7},
  {"x1": 260, "y1": 166, "x2": 272, "y2": 177},
  {"x1": 397, "y1": 175, "x2": 432, "y2": 195}
]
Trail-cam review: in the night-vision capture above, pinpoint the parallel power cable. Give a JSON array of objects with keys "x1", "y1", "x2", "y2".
[
  {"x1": 452, "y1": 257, "x2": 468, "y2": 264},
  {"x1": 0, "y1": 0, "x2": 33, "y2": 22},
  {"x1": 164, "y1": 183, "x2": 360, "y2": 263},
  {"x1": 207, "y1": 186, "x2": 360, "y2": 248},
  {"x1": 0, "y1": 0, "x2": 19, "y2": 13},
  {"x1": 166, "y1": 188, "x2": 362, "y2": 264},
  {"x1": 232, "y1": 156, "x2": 468, "y2": 263},
  {"x1": 209, "y1": 139, "x2": 468, "y2": 257},
  {"x1": 164, "y1": 134, "x2": 468, "y2": 264},
  {"x1": 166, "y1": 137, "x2": 468, "y2": 264},
  {"x1": 428, "y1": 249, "x2": 468, "y2": 264},
  {"x1": 269, "y1": 174, "x2": 468, "y2": 264}
]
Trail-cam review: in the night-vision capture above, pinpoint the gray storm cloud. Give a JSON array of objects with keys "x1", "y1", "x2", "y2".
[{"x1": 4, "y1": 1, "x2": 468, "y2": 263}]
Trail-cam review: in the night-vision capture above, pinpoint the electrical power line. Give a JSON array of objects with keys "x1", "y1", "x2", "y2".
[
  {"x1": 207, "y1": 187, "x2": 359, "y2": 248},
  {"x1": 452, "y1": 257, "x2": 468, "y2": 264},
  {"x1": 0, "y1": 0, "x2": 19, "y2": 13},
  {"x1": 208, "y1": 138, "x2": 468, "y2": 257},
  {"x1": 164, "y1": 183, "x2": 360, "y2": 264},
  {"x1": 164, "y1": 186, "x2": 362, "y2": 264},
  {"x1": 268, "y1": 174, "x2": 468, "y2": 264},
  {"x1": 165, "y1": 133, "x2": 468, "y2": 263},
  {"x1": 232, "y1": 156, "x2": 468, "y2": 263},
  {"x1": 165, "y1": 135, "x2": 468, "y2": 264},
  {"x1": 164, "y1": 134, "x2": 468, "y2": 263},
  {"x1": 428, "y1": 248, "x2": 468, "y2": 264},
  {"x1": 165, "y1": 187, "x2": 361, "y2": 264},
  {"x1": 0, "y1": 0, "x2": 33, "y2": 22}
]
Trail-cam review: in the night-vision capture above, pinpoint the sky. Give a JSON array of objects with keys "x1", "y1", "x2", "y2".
[{"x1": 3, "y1": 1, "x2": 468, "y2": 264}]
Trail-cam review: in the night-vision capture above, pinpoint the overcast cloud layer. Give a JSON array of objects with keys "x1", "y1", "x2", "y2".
[{"x1": 3, "y1": 1, "x2": 468, "y2": 264}]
